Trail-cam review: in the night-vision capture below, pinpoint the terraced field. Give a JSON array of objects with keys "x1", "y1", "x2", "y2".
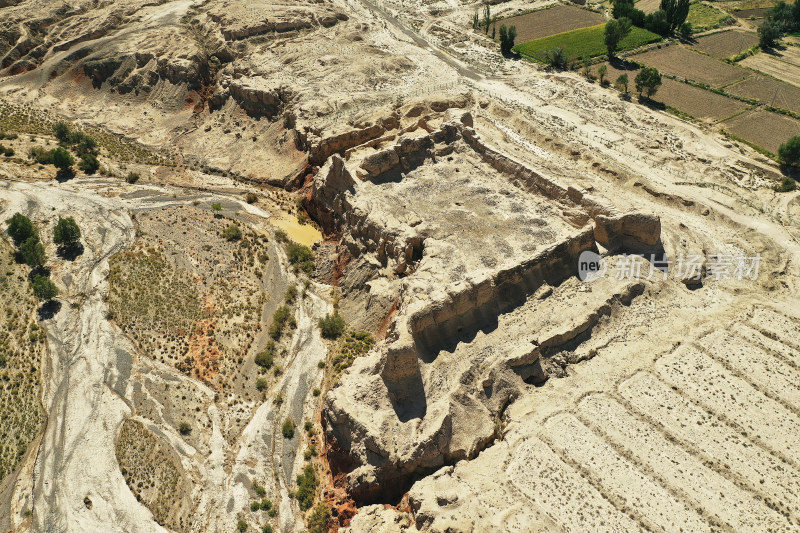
[
  {"x1": 502, "y1": 306, "x2": 800, "y2": 531},
  {"x1": 723, "y1": 109, "x2": 800, "y2": 153},
  {"x1": 692, "y1": 29, "x2": 759, "y2": 58},
  {"x1": 632, "y1": 45, "x2": 750, "y2": 87}
]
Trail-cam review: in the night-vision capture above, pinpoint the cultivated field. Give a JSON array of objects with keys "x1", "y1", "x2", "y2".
[
  {"x1": 499, "y1": 5, "x2": 606, "y2": 43},
  {"x1": 726, "y1": 75, "x2": 800, "y2": 115},
  {"x1": 741, "y1": 51, "x2": 800, "y2": 87},
  {"x1": 687, "y1": 2, "x2": 735, "y2": 31},
  {"x1": 656, "y1": 78, "x2": 751, "y2": 120},
  {"x1": 507, "y1": 306, "x2": 800, "y2": 532},
  {"x1": 692, "y1": 29, "x2": 759, "y2": 58},
  {"x1": 723, "y1": 109, "x2": 800, "y2": 153},
  {"x1": 636, "y1": 0, "x2": 662, "y2": 14},
  {"x1": 633, "y1": 44, "x2": 750, "y2": 87},
  {"x1": 516, "y1": 24, "x2": 661, "y2": 62}
]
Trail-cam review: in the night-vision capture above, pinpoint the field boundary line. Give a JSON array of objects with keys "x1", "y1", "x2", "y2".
[
  {"x1": 614, "y1": 371, "x2": 799, "y2": 523},
  {"x1": 570, "y1": 393, "x2": 731, "y2": 532}
]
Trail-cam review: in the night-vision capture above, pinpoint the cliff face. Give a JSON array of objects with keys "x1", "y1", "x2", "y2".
[{"x1": 315, "y1": 113, "x2": 662, "y2": 503}]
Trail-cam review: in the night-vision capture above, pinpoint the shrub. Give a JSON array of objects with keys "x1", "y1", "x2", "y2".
[
  {"x1": 312, "y1": 388, "x2": 321, "y2": 397},
  {"x1": 125, "y1": 172, "x2": 140, "y2": 184},
  {"x1": 544, "y1": 46, "x2": 568, "y2": 70},
  {"x1": 269, "y1": 306, "x2": 291, "y2": 340},
  {"x1": 295, "y1": 464, "x2": 317, "y2": 511},
  {"x1": 78, "y1": 153, "x2": 99, "y2": 174},
  {"x1": 775, "y1": 176, "x2": 797, "y2": 192},
  {"x1": 260, "y1": 499, "x2": 272, "y2": 510},
  {"x1": 53, "y1": 121, "x2": 70, "y2": 143},
  {"x1": 282, "y1": 418, "x2": 295, "y2": 439},
  {"x1": 250, "y1": 501, "x2": 261, "y2": 512},
  {"x1": 262, "y1": 525, "x2": 273, "y2": 533},
  {"x1": 778, "y1": 136, "x2": 800, "y2": 167},
  {"x1": 245, "y1": 192, "x2": 258, "y2": 204},
  {"x1": 29, "y1": 146, "x2": 53, "y2": 165},
  {"x1": 319, "y1": 313, "x2": 345, "y2": 339},
  {"x1": 31, "y1": 275, "x2": 58, "y2": 301},
  {"x1": 255, "y1": 377, "x2": 268, "y2": 391},
  {"x1": 253, "y1": 483, "x2": 267, "y2": 498},
  {"x1": 255, "y1": 341, "x2": 275, "y2": 368},
  {"x1": 53, "y1": 217, "x2": 81, "y2": 250},
  {"x1": 286, "y1": 242, "x2": 314, "y2": 274},
  {"x1": 223, "y1": 224, "x2": 242, "y2": 241},
  {"x1": 51, "y1": 147, "x2": 74, "y2": 171},
  {"x1": 75, "y1": 135, "x2": 97, "y2": 156},
  {"x1": 285, "y1": 284, "x2": 297, "y2": 303},
  {"x1": 3, "y1": 146, "x2": 14, "y2": 157},
  {"x1": 179, "y1": 422, "x2": 191, "y2": 435},
  {"x1": 20, "y1": 237, "x2": 45, "y2": 269},
  {"x1": 678, "y1": 21, "x2": 692, "y2": 38},
  {"x1": 237, "y1": 520, "x2": 248, "y2": 532},
  {"x1": 307, "y1": 503, "x2": 331, "y2": 533},
  {"x1": 6, "y1": 213, "x2": 37, "y2": 246},
  {"x1": 635, "y1": 66, "x2": 662, "y2": 98}
]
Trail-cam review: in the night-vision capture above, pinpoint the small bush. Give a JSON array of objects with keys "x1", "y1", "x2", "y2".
[
  {"x1": 312, "y1": 388, "x2": 321, "y2": 397},
  {"x1": 3, "y1": 146, "x2": 14, "y2": 157},
  {"x1": 282, "y1": 418, "x2": 295, "y2": 439},
  {"x1": 775, "y1": 176, "x2": 797, "y2": 192},
  {"x1": 779, "y1": 136, "x2": 800, "y2": 167},
  {"x1": 31, "y1": 275, "x2": 58, "y2": 301},
  {"x1": 307, "y1": 503, "x2": 331, "y2": 533},
  {"x1": 274, "y1": 229, "x2": 288, "y2": 243},
  {"x1": 285, "y1": 284, "x2": 297, "y2": 303},
  {"x1": 179, "y1": 422, "x2": 191, "y2": 435},
  {"x1": 253, "y1": 483, "x2": 266, "y2": 497},
  {"x1": 260, "y1": 499, "x2": 272, "y2": 511},
  {"x1": 262, "y1": 525, "x2": 273, "y2": 533},
  {"x1": 223, "y1": 224, "x2": 242, "y2": 241},
  {"x1": 269, "y1": 306, "x2": 291, "y2": 340},
  {"x1": 237, "y1": 520, "x2": 248, "y2": 532},
  {"x1": 6, "y1": 213, "x2": 38, "y2": 247},
  {"x1": 53, "y1": 217, "x2": 81, "y2": 250},
  {"x1": 125, "y1": 172, "x2": 140, "y2": 184},
  {"x1": 255, "y1": 377, "x2": 268, "y2": 391},
  {"x1": 544, "y1": 46, "x2": 568, "y2": 70},
  {"x1": 295, "y1": 464, "x2": 318, "y2": 511},
  {"x1": 51, "y1": 147, "x2": 74, "y2": 171},
  {"x1": 29, "y1": 146, "x2": 53, "y2": 165},
  {"x1": 53, "y1": 121, "x2": 70, "y2": 143},
  {"x1": 255, "y1": 341, "x2": 275, "y2": 368},
  {"x1": 250, "y1": 501, "x2": 261, "y2": 512},
  {"x1": 286, "y1": 242, "x2": 314, "y2": 274},
  {"x1": 319, "y1": 313, "x2": 345, "y2": 339},
  {"x1": 245, "y1": 192, "x2": 258, "y2": 204},
  {"x1": 78, "y1": 153, "x2": 100, "y2": 174}
]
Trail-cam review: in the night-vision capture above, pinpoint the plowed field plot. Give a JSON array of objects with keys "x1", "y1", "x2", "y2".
[
  {"x1": 723, "y1": 109, "x2": 800, "y2": 153},
  {"x1": 741, "y1": 51, "x2": 800, "y2": 86},
  {"x1": 632, "y1": 45, "x2": 750, "y2": 87},
  {"x1": 726, "y1": 75, "x2": 800, "y2": 114},
  {"x1": 636, "y1": 0, "x2": 662, "y2": 13},
  {"x1": 655, "y1": 77, "x2": 750, "y2": 120},
  {"x1": 692, "y1": 29, "x2": 759, "y2": 58},
  {"x1": 499, "y1": 5, "x2": 605, "y2": 43}
]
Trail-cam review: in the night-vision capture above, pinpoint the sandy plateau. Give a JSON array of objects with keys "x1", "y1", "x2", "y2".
[{"x1": 0, "y1": 0, "x2": 798, "y2": 532}]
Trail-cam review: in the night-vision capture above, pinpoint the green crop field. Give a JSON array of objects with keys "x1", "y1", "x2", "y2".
[{"x1": 514, "y1": 24, "x2": 661, "y2": 63}]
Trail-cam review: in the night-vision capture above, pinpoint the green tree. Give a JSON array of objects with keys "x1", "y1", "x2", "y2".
[
  {"x1": 597, "y1": 64, "x2": 608, "y2": 85},
  {"x1": 307, "y1": 503, "x2": 331, "y2": 533},
  {"x1": 319, "y1": 313, "x2": 345, "y2": 339},
  {"x1": 759, "y1": 19, "x2": 782, "y2": 49},
  {"x1": 255, "y1": 341, "x2": 275, "y2": 368},
  {"x1": 778, "y1": 136, "x2": 800, "y2": 166},
  {"x1": 605, "y1": 17, "x2": 632, "y2": 58},
  {"x1": 51, "y1": 147, "x2": 74, "y2": 171},
  {"x1": 635, "y1": 66, "x2": 662, "y2": 98},
  {"x1": 78, "y1": 153, "x2": 99, "y2": 174},
  {"x1": 6, "y1": 213, "x2": 37, "y2": 247},
  {"x1": 20, "y1": 237, "x2": 45, "y2": 269},
  {"x1": 483, "y1": 5, "x2": 491, "y2": 34},
  {"x1": 499, "y1": 24, "x2": 517, "y2": 55},
  {"x1": 544, "y1": 46, "x2": 568, "y2": 70},
  {"x1": 615, "y1": 73, "x2": 630, "y2": 94},
  {"x1": 282, "y1": 418, "x2": 295, "y2": 439},
  {"x1": 31, "y1": 275, "x2": 58, "y2": 301},
  {"x1": 53, "y1": 121, "x2": 70, "y2": 143},
  {"x1": 53, "y1": 217, "x2": 81, "y2": 251}
]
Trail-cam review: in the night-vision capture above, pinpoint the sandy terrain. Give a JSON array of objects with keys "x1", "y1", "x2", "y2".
[{"x1": 0, "y1": 0, "x2": 799, "y2": 532}]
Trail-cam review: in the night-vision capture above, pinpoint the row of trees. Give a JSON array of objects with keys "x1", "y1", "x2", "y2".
[
  {"x1": 471, "y1": 6, "x2": 517, "y2": 56},
  {"x1": 612, "y1": 0, "x2": 691, "y2": 38},
  {"x1": 759, "y1": 1, "x2": 800, "y2": 48},
  {"x1": 6, "y1": 214, "x2": 80, "y2": 303}
]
